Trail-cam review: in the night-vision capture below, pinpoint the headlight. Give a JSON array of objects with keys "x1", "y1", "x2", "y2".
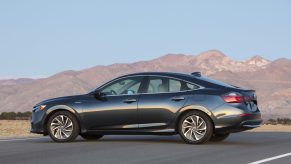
[
  {"x1": 33, "y1": 105, "x2": 46, "y2": 112},
  {"x1": 39, "y1": 105, "x2": 46, "y2": 110}
]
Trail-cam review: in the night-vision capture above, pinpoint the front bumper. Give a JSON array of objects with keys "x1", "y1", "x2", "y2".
[{"x1": 30, "y1": 109, "x2": 46, "y2": 135}]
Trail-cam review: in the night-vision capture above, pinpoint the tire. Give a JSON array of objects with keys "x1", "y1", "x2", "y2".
[
  {"x1": 47, "y1": 111, "x2": 80, "y2": 142},
  {"x1": 210, "y1": 133, "x2": 230, "y2": 142},
  {"x1": 80, "y1": 134, "x2": 104, "y2": 140},
  {"x1": 178, "y1": 111, "x2": 213, "y2": 144}
]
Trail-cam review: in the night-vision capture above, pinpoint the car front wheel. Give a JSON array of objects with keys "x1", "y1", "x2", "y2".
[
  {"x1": 178, "y1": 111, "x2": 213, "y2": 144},
  {"x1": 47, "y1": 111, "x2": 79, "y2": 142}
]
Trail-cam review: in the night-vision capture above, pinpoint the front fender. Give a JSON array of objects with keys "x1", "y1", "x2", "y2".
[
  {"x1": 46, "y1": 105, "x2": 78, "y2": 115},
  {"x1": 43, "y1": 105, "x2": 83, "y2": 133}
]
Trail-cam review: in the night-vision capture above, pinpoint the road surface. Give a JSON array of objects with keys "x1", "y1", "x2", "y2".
[{"x1": 0, "y1": 132, "x2": 290, "y2": 164}]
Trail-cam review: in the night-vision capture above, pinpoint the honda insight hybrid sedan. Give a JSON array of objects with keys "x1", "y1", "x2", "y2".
[{"x1": 31, "y1": 72, "x2": 262, "y2": 144}]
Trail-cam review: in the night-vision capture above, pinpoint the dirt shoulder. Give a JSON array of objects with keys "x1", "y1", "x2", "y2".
[
  {"x1": 0, "y1": 120, "x2": 40, "y2": 138},
  {"x1": 249, "y1": 124, "x2": 291, "y2": 132}
]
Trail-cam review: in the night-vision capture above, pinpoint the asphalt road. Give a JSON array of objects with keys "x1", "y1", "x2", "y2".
[{"x1": 0, "y1": 132, "x2": 291, "y2": 164}]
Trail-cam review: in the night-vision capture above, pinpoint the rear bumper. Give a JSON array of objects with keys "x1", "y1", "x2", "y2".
[
  {"x1": 240, "y1": 119, "x2": 262, "y2": 128},
  {"x1": 214, "y1": 112, "x2": 262, "y2": 133}
]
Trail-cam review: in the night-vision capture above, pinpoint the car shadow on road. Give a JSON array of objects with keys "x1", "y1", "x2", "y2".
[{"x1": 32, "y1": 132, "x2": 291, "y2": 146}]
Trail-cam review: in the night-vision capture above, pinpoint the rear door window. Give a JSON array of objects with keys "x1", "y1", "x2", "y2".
[
  {"x1": 146, "y1": 76, "x2": 199, "y2": 93},
  {"x1": 169, "y1": 79, "x2": 182, "y2": 92},
  {"x1": 147, "y1": 77, "x2": 168, "y2": 93}
]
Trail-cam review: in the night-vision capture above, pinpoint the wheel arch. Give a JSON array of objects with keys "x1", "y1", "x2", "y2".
[
  {"x1": 175, "y1": 105, "x2": 215, "y2": 133},
  {"x1": 43, "y1": 105, "x2": 82, "y2": 135}
]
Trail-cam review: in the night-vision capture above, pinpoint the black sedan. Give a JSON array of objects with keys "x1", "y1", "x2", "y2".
[{"x1": 31, "y1": 72, "x2": 262, "y2": 144}]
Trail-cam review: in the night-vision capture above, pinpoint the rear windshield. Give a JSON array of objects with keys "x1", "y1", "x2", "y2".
[{"x1": 197, "y1": 76, "x2": 238, "y2": 88}]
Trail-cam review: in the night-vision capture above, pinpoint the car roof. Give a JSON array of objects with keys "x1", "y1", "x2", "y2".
[
  {"x1": 118, "y1": 72, "x2": 235, "y2": 89},
  {"x1": 120, "y1": 72, "x2": 195, "y2": 80}
]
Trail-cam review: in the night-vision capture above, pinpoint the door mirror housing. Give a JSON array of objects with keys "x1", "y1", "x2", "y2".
[{"x1": 93, "y1": 91, "x2": 106, "y2": 99}]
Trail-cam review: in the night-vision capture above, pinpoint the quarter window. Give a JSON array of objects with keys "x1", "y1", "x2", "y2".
[{"x1": 184, "y1": 82, "x2": 199, "y2": 90}]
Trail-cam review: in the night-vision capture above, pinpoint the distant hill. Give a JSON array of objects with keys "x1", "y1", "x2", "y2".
[
  {"x1": 0, "y1": 78, "x2": 35, "y2": 86},
  {"x1": 0, "y1": 50, "x2": 290, "y2": 118}
]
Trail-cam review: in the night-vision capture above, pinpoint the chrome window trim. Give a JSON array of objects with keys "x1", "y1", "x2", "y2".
[{"x1": 94, "y1": 74, "x2": 205, "y2": 97}]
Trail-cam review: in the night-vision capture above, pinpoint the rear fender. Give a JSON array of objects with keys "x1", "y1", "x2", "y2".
[{"x1": 177, "y1": 105, "x2": 213, "y2": 117}]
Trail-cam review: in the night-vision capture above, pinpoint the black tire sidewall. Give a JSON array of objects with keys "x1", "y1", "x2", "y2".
[
  {"x1": 47, "y1": 111, "x2": 80, "y2": 142},
  {"x1": 178, "y1": 111, "x2": 213, "y2": 144}
]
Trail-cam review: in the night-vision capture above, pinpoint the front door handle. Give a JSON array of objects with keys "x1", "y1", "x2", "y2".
[
  {"x1": 123, "y1": 99, "x2": 137, "y2": 103},
  {"x1": 171, "y1": 96, "x2": 185, "y2": 101}
]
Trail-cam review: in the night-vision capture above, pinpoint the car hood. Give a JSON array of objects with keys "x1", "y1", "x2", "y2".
[{"x1": 35, "y1": 95, "x2": 85, "y2": 107}]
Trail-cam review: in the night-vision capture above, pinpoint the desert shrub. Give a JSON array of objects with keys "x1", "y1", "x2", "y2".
[
  {"x1": 266, "y1": 118, "x2": 277, "y2": 125},
  {"x1": 277, "y1": 118, "x2": 291, "y2": 125},
  {"x1": 0, "y1": 112, "x2": 32, "y2": 120},
  {"x1": 266, "y1": 118, "x2": 291, "y2": 125}
]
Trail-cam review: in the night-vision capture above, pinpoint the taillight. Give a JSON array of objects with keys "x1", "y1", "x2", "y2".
[
  {"x1": 239, "y1": 113, "x2": 252, "y2": 117},
  {"x1": 222, "y1": 92, "x2": 250, "y2": 103}
]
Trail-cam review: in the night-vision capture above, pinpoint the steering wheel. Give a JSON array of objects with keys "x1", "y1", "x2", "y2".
[{"x1": 110, "y1": 90, "x2": 117, "y2": 95}]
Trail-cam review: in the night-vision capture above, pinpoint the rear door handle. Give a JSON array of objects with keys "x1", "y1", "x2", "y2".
[
  {"x1": 123, "y1": 99, "x2": 137, "y2": 103},
  {"x1": 171, "y1": 96, "x2": 185, "y2": 101}
]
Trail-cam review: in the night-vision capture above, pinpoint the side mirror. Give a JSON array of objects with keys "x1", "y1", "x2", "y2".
[{"x1": 93, "y1": 91, "x2": 106, "y2": 99}]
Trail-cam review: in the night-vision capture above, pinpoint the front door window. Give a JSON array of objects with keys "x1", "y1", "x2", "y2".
[{"x1": 101, "y1": 77, "x2": 142, "y2": 95}]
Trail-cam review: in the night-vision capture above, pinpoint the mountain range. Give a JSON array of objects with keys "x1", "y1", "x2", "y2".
[{"x1": 1, "y1": 50, "x2": 290, "y2": 119}]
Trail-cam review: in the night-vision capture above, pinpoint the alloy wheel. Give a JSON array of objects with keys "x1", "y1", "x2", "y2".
[
  {"x1": 50, "y1": 115, "x2": 73, "y2": 139},
  {"x1": 181, "y1": 115, "x2": 207, "y2": 141}
]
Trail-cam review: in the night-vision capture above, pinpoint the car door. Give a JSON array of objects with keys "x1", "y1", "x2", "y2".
[
  {"x1": 138, "y1": 76, "x2": 196, "y2": 130},
  {"x1": 81, "y1": 76, "x2": 144, "y2": 131}
]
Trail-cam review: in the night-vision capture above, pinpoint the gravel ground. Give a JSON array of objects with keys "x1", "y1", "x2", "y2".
[{"x1": 0, "y1": 120, "x2": 40, "y2": 138}]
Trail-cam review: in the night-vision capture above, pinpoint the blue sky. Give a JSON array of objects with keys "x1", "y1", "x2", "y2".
[{"x1": 0, "y1": 0, "x2": 291, "y2": 78}]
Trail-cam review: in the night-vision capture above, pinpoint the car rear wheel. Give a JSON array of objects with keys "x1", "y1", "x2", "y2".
[
  {"x1": 80, "y1": 134, "x2": 104, "y2": 140},
  {"x1": 47, "y1": 111, "x2": 79, "y2": 142},
  {"x1": 178, "y1": 111, "x2": 213, "y2": 144},
  {"x1": 210, "y1": 133, "x2": 230, "y2": 142}
]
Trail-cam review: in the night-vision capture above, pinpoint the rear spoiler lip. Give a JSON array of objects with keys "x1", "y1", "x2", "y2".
[
  {"x1": 226, "y1": 87, "x2": 256, "y2": 93},
  {"x1": 242, "y1": 89, "x2": 257, "y2": 101},
  {"x1": 242, "y1": 89, "x2": 256, "y2": 92}
]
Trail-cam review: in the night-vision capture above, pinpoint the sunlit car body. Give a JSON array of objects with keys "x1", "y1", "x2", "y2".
[{"x1": 31, "y1": 72, "x2": 262, "y2": 144}]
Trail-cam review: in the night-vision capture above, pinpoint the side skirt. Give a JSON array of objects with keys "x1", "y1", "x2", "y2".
[{"x1": 83, "y1": 129, "x2": 177, "y2": 135}]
